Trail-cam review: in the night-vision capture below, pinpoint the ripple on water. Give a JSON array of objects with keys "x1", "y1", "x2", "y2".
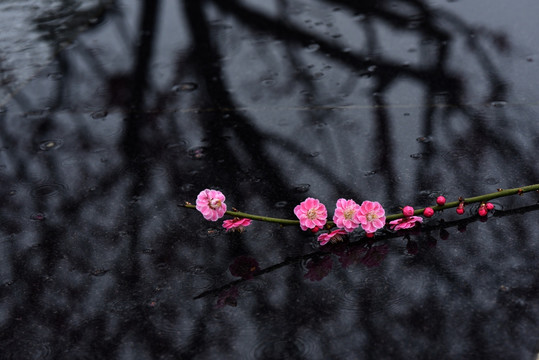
[
  {"x1": 90, "y1": 110, "x2": 108, "y2": 119},
  {"x1": 237, "y1": 277, "x2": 267, "y2": 294},
  {"x1": 165, "y1": 140, "x2": 189, "y2": 160},
  {"x1": 0, "y1": 338, "x2": 52, "y2": 360},
  {"x1": 30, "y1": 183, "x2": 67, "y2": 199},
  {"x1": 171, "y1": 82, "x2": 198, "y2": 92},
  {"x1": 184, "y1": 266, "x2": 217, "y2": 291},
  {"x1": 38, "y1": 139, "x2": 63, "y2": 151},
  {"x1": 293, "y1": 184, "x2": 310, "y2": 193},
  {"x1": 334, "y1": 274, "x2": 409, "y2": 316},
  {"x1": 443, "y1": 149, "x2": 471, "y2": 160},
  {"x1": 248, "y1": 335, "x2": 318, "y2": 360},
  {"x1": 187, "y1": 146, "x2": 207, "y2": 160}
]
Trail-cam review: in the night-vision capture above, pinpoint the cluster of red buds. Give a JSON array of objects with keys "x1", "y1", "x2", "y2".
[
  {"x1": 456, "y1": 200, "x2": 495, "y2": 216},
  {"x1": 477, "y1": 202, "x2": 495, "y2": 216},
  {"x1": 422, "y1": 196, "x2": 446, "y2": 218}
]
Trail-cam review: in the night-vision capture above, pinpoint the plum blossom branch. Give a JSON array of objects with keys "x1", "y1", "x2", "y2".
[{"x1": 182, "y1": 184, "x2": 539, "y2": 240}]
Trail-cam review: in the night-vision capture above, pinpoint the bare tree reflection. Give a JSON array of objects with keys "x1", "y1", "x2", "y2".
[{"x1": 0, "y1": 0, "x2": 538, "y2": 358}]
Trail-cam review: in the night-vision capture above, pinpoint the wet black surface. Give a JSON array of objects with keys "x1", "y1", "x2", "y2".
[{"x1": 0, "y1": 0, "x2": 539, "y2": 359}]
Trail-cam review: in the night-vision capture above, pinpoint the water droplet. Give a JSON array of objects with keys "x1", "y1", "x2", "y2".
[
  {"x1": 188, "y1": 146, "x2": 207, "y2": 159},
  {"x1": 490, "y1": 101, "x2": 506, "y2": 108},
  {"x1": 180, "y1": 183, "x2": 195, "y2": 192},
  {"x1": 172, "y1": 82, "x2": 198, "y2": 92},
  {"x1": 30, "y1": 213, "x2": 46, "y2": 221},
  {"x1": 274, "y1": 201, "x2": 287, "y2": 208},
  {"x1": 444, "y1": 149, "x2": 469, "y2": 159},
  {"x1": 410, "y1": 153, "x2": 425, "y2": 159},
  {"x1": 39, "y1": 139, "x2": 63, "y2": 151},
  {"x1": 294, "y1": 184, "x2": 310, "y2": 193},
  {"x1": 197, "y1": 227, "x2": 221, "y2": 238},
  {"x1": 485, "y1": 177, "x2": 499, "y2": 185},
  {"x1": 30, "y1": 183, "x2": 66, "y2": 198},
  {"x1": 261, "y1": 79, "x2": 276, "y2": 87},
  {"x1": 91, "y1": 110, "x2": 108, "y2": 119},
  {"x1": 47, "y1": 72, "x2": 63, "y2": 80},
  {"x1": 364, "y1": 170, "x2": 377, "y2": 177},
  {"x1": 90, "y1": 268, "x2": 109, "y2": 276},
  {"x1": 416, "y1": 136, "x2": 431, "y2": 143},
  {"x1": 8, "y1": 190, "x2": 16, "y2": 196},
  {"x1": 309, "y1": 151, "x2": 320, "y2": 157},
  {"x1": 156, "y1": 263, "x2": 169, "y2": 271}
]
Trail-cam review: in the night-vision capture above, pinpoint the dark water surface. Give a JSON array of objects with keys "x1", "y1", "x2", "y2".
[{"x1": 1, "y1": 0, "x2": 539, "y2": 359}]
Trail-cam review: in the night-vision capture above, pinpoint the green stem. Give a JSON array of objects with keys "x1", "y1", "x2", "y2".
[
  {"x1": 181, "y1": 184, "x2": 539, "y2": 226},
  {"x1": 182, "y1": 203, "x2": 303, "y2": 225},
  {"x1": 385, "y1": 183, "x2": 539, "y2": 221}
]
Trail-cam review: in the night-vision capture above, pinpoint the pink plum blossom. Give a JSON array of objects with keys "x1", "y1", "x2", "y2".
[
  {"x1": 223, "y1": 218, "x2": 252, "y2": 232},
  {"x1": 356, "y1": 201, "x2": 386, "y2": 233},
  {"x1": 294, "y1": 198, "x2": 327, "y2": 231},
  {"x1": 333, "y1": 198, "x2": 361, "y2": 232},
  {"x1": 389, "y1": 216, "x2": 423, "y2": 230},
  {"x1": 196, "y1": 189, "x2": 227, "y2": 221},
  {"x1": 318, "y1": 229, "x2": 347, "y2": 246}
]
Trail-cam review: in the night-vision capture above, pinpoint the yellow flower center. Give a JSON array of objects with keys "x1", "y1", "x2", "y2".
[
  {"x1": 307, "y1": 208, "x2": 318, "y2": 220},
  {"x1": 344, "y1": 209, "x2": 355, "y2": 220},
  {"x1": 366, "y1": 212, "x2": 378, "y2": 222},
  {"x1": 209, "y1": 198, "x2": 221, "y2": 209}
]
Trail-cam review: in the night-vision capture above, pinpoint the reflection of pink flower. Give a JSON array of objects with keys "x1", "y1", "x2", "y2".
[
  {"x1": 216, "y1": 286, "x2": 239, "y2": 308},
  {"x1": 337, "y1": 246, "x2": 368, "y2": 268},
  {"x1": 304, "y1": 255, "x2": 333, "y2": 281},
  {"x1": 318, "y1": 229, "x2": 347, "y2": 246},
  {"x1": 389, "y1": 216, "x2": 423, "y2": 230},
  {"x1": 294, "y1": 198, "x2": 327, "y2": 231},
  {"x1": 223, "y1": 218, "x2": 252, "y2": 232},
  {"x1": 196, "y1": 189, "x2": 227, "y2": 221},
  {"x1": 333, "y1": 199, "x2": 361, "y2": 232},
  {"x1": 361, "y1": 244, "x2": 389, "y2": 267},
  {"x1": 356, "y1": 201, "x2": 386, "y2": 233},
  {"x1": 229, "y1": 256, "x2": 260, "y2": 280}
]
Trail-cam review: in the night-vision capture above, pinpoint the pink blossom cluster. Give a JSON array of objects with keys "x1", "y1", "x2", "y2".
[
  {"x1": 194, "y1": 189, "x2": 451, "y2": 246},
  {"x1": 294, "y1": 197, "x2": 387, "y2": 246}
]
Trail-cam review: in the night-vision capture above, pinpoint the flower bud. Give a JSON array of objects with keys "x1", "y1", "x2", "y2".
[
  {"x1": 423, "y1": 207, "x2": 435, "y2": 218},
  {"x1": 478, "y1": 204, "x2": 487, "y2": 217},
  {"x1": 436, "y1": 196, "x2": 446, "y2": 206},
  {"x1": 402, "y1": 206, "x2": 414, "y2": 217}
]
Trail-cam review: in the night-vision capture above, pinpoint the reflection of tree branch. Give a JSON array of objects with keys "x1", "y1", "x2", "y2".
[{"x1": 211, "y1": 0, "x2": 463, "y2": 99}]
